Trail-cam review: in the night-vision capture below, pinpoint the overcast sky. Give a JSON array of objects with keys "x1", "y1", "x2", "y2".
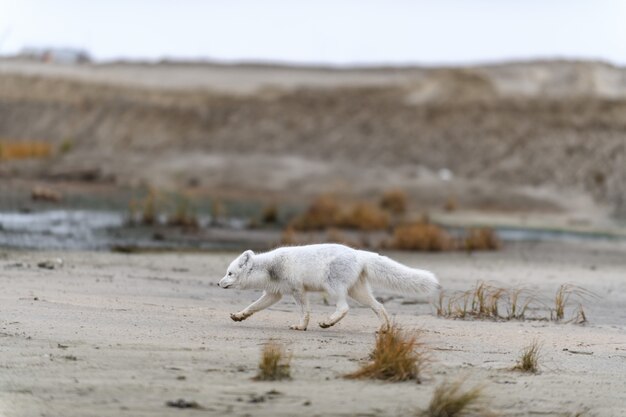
[{"x1": 1, "y1": 0, "x2": 625, "y2": 66}]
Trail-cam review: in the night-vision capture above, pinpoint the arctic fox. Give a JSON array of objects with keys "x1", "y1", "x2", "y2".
[{"x1": 218, "y1": 244, "x2": 440, "y2": 330}]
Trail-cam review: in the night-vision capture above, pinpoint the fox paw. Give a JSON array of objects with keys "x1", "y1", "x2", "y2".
[
  {"x1": 318, "y1": 321, "x2": 333, "y2": 329},
  {"x1": 230, "y1": 313, "x2": 248, "y2": 322},
  {"x1": 289, "y1": 324, "x2": 307, "y2": 331}
]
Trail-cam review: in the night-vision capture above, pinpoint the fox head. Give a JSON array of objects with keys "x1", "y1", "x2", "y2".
[{"x1": 218, "y1": 250, "x2": 254, "y2": 289}]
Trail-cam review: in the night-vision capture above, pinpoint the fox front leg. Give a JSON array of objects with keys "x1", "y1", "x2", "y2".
[
  {"x1": 230, "y1": 292, "x2": 282, "y2": 322},
  {"x1": 289, "y1": 290, "x2": 310, "y2": 331}
]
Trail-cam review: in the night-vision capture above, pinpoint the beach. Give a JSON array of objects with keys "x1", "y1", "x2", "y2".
[{"x1": 1, "y1": 239, "x2": 625, "y2": 416}]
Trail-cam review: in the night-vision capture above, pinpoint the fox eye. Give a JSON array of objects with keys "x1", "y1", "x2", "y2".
[{"x1": 228, "y1": 272, "x2": 233, "y2": 276}]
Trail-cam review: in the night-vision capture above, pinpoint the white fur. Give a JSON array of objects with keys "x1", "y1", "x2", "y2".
[{"x1": 218, "y1": 243, "x2": 440, "y2": 330}]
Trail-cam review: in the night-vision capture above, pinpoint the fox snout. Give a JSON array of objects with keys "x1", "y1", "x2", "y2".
[{"x1": 218, "y1": 277, "x2": 233, "y2": 288}]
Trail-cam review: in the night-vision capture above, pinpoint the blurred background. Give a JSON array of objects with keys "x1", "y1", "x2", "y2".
[{"x1": 0, "y1": 0, "x2": 625, "y2": 251}]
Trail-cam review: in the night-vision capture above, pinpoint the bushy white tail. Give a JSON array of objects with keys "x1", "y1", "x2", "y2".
[{"x1": 363, "y1": 253, "x2": 440, "y2": 294}]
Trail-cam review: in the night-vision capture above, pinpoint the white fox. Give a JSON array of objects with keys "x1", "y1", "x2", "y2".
[{"x1": 218, "y1": 244, "x2": 440, "y2": 330}]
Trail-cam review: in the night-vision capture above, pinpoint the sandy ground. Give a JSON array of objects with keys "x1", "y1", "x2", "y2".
[{"x1": 1, "y1": 240, "x2": 625, "y2": 417}]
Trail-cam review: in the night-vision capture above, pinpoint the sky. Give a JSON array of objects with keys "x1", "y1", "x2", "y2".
[{"x1": 0, "y1": 0, "x2": 625, "y2": 66}]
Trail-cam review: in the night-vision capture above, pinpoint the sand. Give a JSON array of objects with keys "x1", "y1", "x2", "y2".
[{"x1": 1, "y1": 240, "x2": 625, "y2": 417}]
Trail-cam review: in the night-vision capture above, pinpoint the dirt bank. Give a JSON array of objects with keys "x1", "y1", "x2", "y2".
[{"x1": 0, "y1": 59, "x2": 625, "y2": 218}]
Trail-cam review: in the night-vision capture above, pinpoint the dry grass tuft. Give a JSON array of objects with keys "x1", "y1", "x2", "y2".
[
  {"x1": 345, "y1": 324, "x2": 427, "y2": 382},
  {"x1": 506, "y1": 287, "x2": 535, "y2": 320},
  {"x1": 380, "y1": 189, "x2": 408, "y2": 215},
  {"x1": 443, "y1": 196, "x2": 459, "y2": 212},
  {"x1": 261, "y1": 203, "x2": 279, "y2": 224},
  {"x1": 0, "y1": 140, "x2": 52, "y2": 160},
  {"x1": 341, "y1": 202, "x2": 389, "y2": 231},
  {"x1": 326, "y1": 228, "x2": 361, "y2": 248},
  {"x1": 421, "y1": 379, "x2": 488, "y2": 417},
  {"x1": 254, "y1": 340, "x2": 291, "y2": 381},
  {"x1": 166, "y1": 194, "x2": 199, "y2": 229},
  {"x1": 513, "y1": 340, "x2": 541, "y2": 373},
  {"x1": 129, "y1": 188, "x2": 160, "y2": 225},
  {"x1": 437, "y1": 281, "x2": 593, "y2": 324},
  {"x1": 553, "y1": 284, "x2": 596, "y2": 322},
  {"x1": 463, "y1": 228, "x2": 500, "y2": 251},
  {"x1": 436, "y1": 281, "x2": 537, "y2": 321},
  {"x1": 290, "y1": 195, "x2": 343, "y2": 231},
  {"x1": 390, "y1": 222, "x2": 453, "y2": 251},
  {"x1": 280, "y1": 226, "x2": 298, "y2": 245}
]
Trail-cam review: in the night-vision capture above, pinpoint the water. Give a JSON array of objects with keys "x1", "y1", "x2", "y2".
[
  {"x1": 0, "y1": 209, "x2": 624, "y2": 251},
  {"x1": 0, "y1": 210, "x2": 125, "y2": 250}
]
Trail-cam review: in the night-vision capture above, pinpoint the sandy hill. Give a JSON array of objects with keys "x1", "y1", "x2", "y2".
[{"x1": 0, "y1": 58, "x2": 624, "y2": 218}]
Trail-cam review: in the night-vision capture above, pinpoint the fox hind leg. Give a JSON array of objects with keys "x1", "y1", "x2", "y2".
[
  {"x1": 348, "y1": 281, "x2": 390, "y2": 330},
  {"x1": 290, "y1": 290, "x2": 310, "y2": 330},
  {"x1": 319, "y1": 288, "x2": 350, "y2": 329}
]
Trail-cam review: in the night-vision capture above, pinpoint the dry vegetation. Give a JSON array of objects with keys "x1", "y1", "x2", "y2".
[
  {"x1": 166, "y1": 195, "x2": 199, "y2": 229},
  {"x1": 389, "y1": 222, "x2": 454, "y2": 251},
  {"x1": 254, "y1": 340, "x2": 291, "y2": 381},
  {"x1": 289, "y1": 195, "x2": 389, "y2": 231},
  {"x1": 513, "y1": 340, "x2": 541, "y2": 373},
  {"x1": 286, "y1": 192, "x2": 500, "y2": 252},
  {"x1": 436, "y1": 281, "x2": 594, "y2": 323},
  {"x1": 345, "y1": 324, "x2": 427, "y2": 383},
  {"x1": 0, "y1": 140, "x2": 52, "y2": 160},
  {"x1": 421, "y1": 379, "x2": 489, "y2": 417},
  {"x1": 552, "y1": 284, "x2": 596, "y2": 323},
  {"x1": 128, "y1": 189, "x2": 199, "y2": 228},
  {"x1": 379, "y1": 189, "x2": 408, "y2": 215},
  {"x1": 463, "y1": 228, "x2": 501, "y2": 251},
  {"x1": 261, "y1": 203, "x2": 279, "y2": 224}
]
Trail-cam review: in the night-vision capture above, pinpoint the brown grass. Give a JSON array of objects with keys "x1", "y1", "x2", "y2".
[
  {"x1": 443, "y1": 196, "x2": 459, "y2": 212},
  {"x1": 166, "y1": 195, "x2": 199, "y2": 229},
  {"x1": 506, "y1": 287, "x2": 535, "y2": 320},
  {"x1": 436, "y1": 281, "x2": 593, "y2": 323},
  {"x1": 211, "y1": 199, "x2": 225, "y2": 225},
  {"x1": 129, "y1": 188, "x2": 160, "y2": 225},
  {"x1": 341, "y1": 202, "x2": 389, "y2": 231},
  {"x1": 326, "y1": 228, "x2": 361, "y2": 248},
  {"x1": 345, "y1": 324, "x2": 427, "y2": 382},
  {"x1": 0, "y1": 140, "x2": 52, "y2": 160},
  {"x1": 436, "y1": 281, "x2": 538, "y2": 321},
  {"x1": 290, "y1": 195, "x2": 343, "y2": 231},
  {"x1": 513, "y1": 340, "x2": 541, "y2": 373},
  {"x1": 421, "y1": 379, "x2": 488, "y2": 417},
  {"x1": 261, "y1": 203, "x2": 279, "y2": 224},
  {"x1": 463, "y1": 228, "x2": 500, "y2": 251},
  {"x1": 552, "y1": 284, "x2": 596, "y2": 322},
  {"x1": 389, "y1": 222, "x2": 453, "y2": 251},
  {"x1": 253, "y1": 340, "x2": 291, "y2": 381},
  {"x1": 280, "y1": 226, "x2": 298, "y2": 245},
  {"x1": 380, "y1": 189, "x2": 408, "y2": 215}
]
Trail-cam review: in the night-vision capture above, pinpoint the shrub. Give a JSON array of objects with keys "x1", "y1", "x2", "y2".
[
  {"x1": 166, "y1": 195, "x2": 199, "y2": 229},
  {"x1": 345, "y1": 324, "x2": 426, "y2": 382},
  {"x1": 421, "y1": 379, "x2": 488, "y2": 417},
  {"x1": 254, "y1": 341, "x2": 291, "y2": 381},
  {"x1": 261, "y1": 203, "x2": 279, "y2": 224},
  {"x1": 463, "y1": 228, "x2": 500, "y2": 251},
  {"x1": 341, "y1": 202, "x2": 389, "y2": 231},
  {"x1": 390, "y1": 222, "x2": 453, "y2": 251},
  {"x1": 553, "y1": 284, "x2": 596, "y2": 322},
  {"x1": 380, "y1": 189, "x2": 408, "y2": 215},
  {"x1": 290, "y1": 195, "x2": 343, "y2": 231},
  {"x1": 513, "y1": 340, "x2": 541, "y2": 373}
]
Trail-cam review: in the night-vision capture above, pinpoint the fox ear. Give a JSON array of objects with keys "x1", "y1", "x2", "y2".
[{"x1": 238, "y1": 250, "x2": 254, "y2": 268}]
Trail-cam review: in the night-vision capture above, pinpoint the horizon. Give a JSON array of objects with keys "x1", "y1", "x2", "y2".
[{"x1": 1, "y1": 0, "x2": 625, "y2": 67}]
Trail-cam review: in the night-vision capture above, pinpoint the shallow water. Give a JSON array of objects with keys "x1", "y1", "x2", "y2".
[{"x1": 0, "y1": 209, "x2": 624, "y2": 251}]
